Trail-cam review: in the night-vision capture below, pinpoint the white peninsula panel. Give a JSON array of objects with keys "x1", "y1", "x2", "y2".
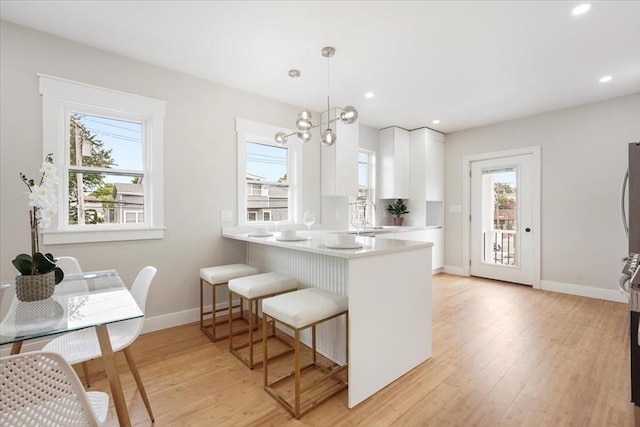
[{"x1": 223, "y1": 230, "x2": 433, "y2": 408}]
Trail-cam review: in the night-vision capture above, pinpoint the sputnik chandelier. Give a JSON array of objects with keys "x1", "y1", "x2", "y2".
[{"x1": 274, "y1": 46, "x2": 358, "y2": 146}]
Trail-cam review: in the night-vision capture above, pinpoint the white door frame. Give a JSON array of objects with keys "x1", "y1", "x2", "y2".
[{"x1": 462, "y1": 146, "x2": 541, "y2": 288}]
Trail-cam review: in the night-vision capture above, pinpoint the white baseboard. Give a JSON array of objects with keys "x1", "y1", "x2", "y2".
[
  {"x1": 541, "y1": 280, "x2": 627, "y2": 303},
  {"x1": 142, "y1": 300, "x2": 241, "y2": 334},
  {"x1": 1, "y1": 301, "x2": 239, "y2": 357},
  {"x1": 443, "y1": 265, "x2": 466, "y2": 276},
  {"x1": 432, "y1": 267, "x2": 444, "y2": 275}
]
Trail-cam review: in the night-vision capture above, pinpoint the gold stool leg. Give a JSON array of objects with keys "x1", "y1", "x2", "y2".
[
  {"x1": 312, "y1": 325, "x2": 317, "y2": 364},
  {"x1": 263, "y1": 313, "x2": 269, "y2": 387},
  {"x1": 228, "y1": 290, "x2": 234, "y2": 351},
  {"x1": 294, "y1": 328, "x2": 301, "y2": 418},
  {"x1": 211, "y1": 282, "x2": 217, "y2": 340},
  {"x1": 199, "y1": 278, "x2": 204, "y2": 330},
  {"x1": 248, "y1": 297, "x2": 253, "y2": 367}
]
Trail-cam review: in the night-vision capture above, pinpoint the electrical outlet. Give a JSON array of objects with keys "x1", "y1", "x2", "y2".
[{"x1": 220, "y1": 210, "x2": 233, "y2": 222}]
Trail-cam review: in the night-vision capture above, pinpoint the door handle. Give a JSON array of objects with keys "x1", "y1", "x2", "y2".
[{"x1": 525, "y1": 227, "x2": 531, "y2": 232}]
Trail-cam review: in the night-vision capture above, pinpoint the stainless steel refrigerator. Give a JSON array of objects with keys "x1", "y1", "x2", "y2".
[{"x1": 623, "y1": 142, "x2": 640, "y2": 425}]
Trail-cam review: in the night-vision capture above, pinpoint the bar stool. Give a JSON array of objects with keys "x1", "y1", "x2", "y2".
[
  {"x1": 262, "y1": 287, "x2": 348, "y2": 419},
  {"x1": 199, "y1": 263, "x2": 258, "y2": 342},
  {"x1": 228, "y1": 272, "x2": 298, "y2": 369}
]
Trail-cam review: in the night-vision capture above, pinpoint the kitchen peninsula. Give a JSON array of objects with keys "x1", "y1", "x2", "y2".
[{"x1": 222, "y1": 229, "x2": 433, "y2": 408}]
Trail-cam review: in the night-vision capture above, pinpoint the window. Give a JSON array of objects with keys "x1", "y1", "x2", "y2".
[
  {"x1": 236, "y1": 118, "x2": 302, "y2": 225},
  {"x1": 350, "y1": 149, "x2": 376, "y2": 225},
  {"x1": 39, "y1": 74, "x2": 165, "y2": 244}
]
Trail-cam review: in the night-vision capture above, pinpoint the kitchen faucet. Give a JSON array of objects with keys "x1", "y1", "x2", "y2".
[{"x1": 363, "y1": 200, "x2": 376, "y2": 227}]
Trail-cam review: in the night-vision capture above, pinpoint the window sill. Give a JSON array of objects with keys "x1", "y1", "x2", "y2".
[{"x1": 42, "y1": 227, "x2": 165, "y2": 245}]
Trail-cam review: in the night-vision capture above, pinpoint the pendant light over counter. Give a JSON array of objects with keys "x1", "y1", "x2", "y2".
[{"x1": 274, "y1": 46, "x2": 358, "y2": 146}]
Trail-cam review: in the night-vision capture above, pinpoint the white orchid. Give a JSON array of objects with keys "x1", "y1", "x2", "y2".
[{"x1": 19, "y1": 154, "x2": 59, "y2": 255}]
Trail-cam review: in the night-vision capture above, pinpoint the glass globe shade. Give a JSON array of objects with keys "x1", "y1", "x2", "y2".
[
  {"x1": 340, "y1": 105, "x2": 358, "y2": 124},
  {"x1": 274, "y1": 132, "x2": 288, "y2": 145},
  {"x1": 320, "y1": 128, "x2": 337, "y2": 146},
  {"x1": 297, "y1": 131, "x2": 312, "y2": 143}
]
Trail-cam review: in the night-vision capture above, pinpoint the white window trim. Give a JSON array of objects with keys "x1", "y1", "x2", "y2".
[
  {"x1": 39, "y1": 74, "x2": 165, "y2": 244},
  {"x1": 235, "y1": 118, "x2": 302, "y2": 226}
]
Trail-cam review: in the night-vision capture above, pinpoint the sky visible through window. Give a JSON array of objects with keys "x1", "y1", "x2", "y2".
[
  {"x1": 246, "y1": 141, "x2": 287, "y2": 182},
  {"x1": 76, "y1": 114, "x2": 142, "y2": 184}
]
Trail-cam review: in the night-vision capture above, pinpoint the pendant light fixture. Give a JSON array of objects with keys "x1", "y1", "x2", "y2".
[{"x1": 274, "y1": 46, "x2": 358, "y2": 146}]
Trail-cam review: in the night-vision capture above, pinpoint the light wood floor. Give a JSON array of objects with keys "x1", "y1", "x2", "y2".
[{"x1": 84, "y1": 274, "x2": 632, "y2": 426}]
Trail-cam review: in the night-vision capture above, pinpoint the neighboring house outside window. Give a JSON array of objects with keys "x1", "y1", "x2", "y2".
[
  {"x1": 39, "y1": 74, "x2": 165, "y2": 244},
  {"x1": 113, "y1": 183, "x2": 144, "y2": 224},
  {"x1": 236, "y1": 118, "x2": 302, "y2": 225}
]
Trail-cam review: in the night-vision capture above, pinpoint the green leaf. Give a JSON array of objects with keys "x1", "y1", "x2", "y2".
[
  {"x1": 33, "y1": 252, "x2": 56, "y2": 274},
  {"x1": 12, "y1": 254, "x2": 33, "y2": 275},
  {"x1": 54, "y1": 267, "x2": 64, "y2": 285}
]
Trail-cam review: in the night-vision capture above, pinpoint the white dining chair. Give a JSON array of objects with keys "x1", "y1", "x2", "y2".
[
  {"x1": 1, "y1": 351, "x2": 109, "y2": 427},
  {"x1": 42, "y1": 266, "x2": 157, "y2": 421},
  {"x1": 54, "y1": 256, "x2": 83, "y2": 275}
]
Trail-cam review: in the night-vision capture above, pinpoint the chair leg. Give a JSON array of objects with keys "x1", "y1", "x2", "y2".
[
  {"x1": 82, "y1": 361, "x2": 91, "y2": 387},
  {"x1": 122, "y1": 346, "x2": 154, "y2": 422}
]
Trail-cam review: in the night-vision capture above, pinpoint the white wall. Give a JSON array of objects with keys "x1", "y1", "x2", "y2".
[
  {"x1": 445, "y1": 93, "x2": 640, "y2": 298},
  {"x1": 0, "y1": 21, "x2": 327, "y2": 327}
]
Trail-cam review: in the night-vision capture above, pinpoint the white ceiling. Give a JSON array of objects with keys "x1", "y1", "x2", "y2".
[{"x1": 1, "y1": 1, "x2": 639, "y2": 133}]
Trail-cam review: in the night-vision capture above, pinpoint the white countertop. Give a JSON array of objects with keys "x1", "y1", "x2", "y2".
[{"x1": 222, "y1": 229, "x2": 432, "y2": 259}]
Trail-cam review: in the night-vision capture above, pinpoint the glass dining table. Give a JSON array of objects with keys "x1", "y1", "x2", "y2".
[{"x1": 0, "y1": 270, "x2": 142, "y2": 427}]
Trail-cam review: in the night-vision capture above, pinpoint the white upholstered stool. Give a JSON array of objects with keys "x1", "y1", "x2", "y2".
[
  {"x1": 262, "y1": 287, "x2": 349, "y2": 419},
  {"x1": 228, "y1": 272, "x2": 298, "y2": 369},
  {"x1": 200, "y1": 264, "x2": 258, "y2": 342}
]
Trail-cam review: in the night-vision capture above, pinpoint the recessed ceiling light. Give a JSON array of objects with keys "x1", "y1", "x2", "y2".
[
  {"x1": 365, "y1": 92, "x2": 374, "y2": 98},
  {"x1": 432, "y1": 119, "x2": 440, "y2": 124},
  {"x1": 599, "y1": 75, "x2": 613, "y2": 83},
  {"x1": 572, "y1": 3, "x2": 591, "y2": 16}
]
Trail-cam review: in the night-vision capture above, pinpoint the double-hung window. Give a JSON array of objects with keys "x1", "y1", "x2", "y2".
[
  {"x1": 236, "y1": 118, "x2": 302, "y2": 225},
  {"x1": 39, "y1": 75, "x2": 165, "y2": 244}
]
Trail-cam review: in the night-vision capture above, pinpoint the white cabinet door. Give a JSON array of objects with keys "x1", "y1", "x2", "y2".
[
  {"x1": 321, "y1": 108, "x2": 358, "y2": 196},
  {"x1": 425, "y1": 228, "x2": 444, "y2": 270},
  {"x1": 379, "y1": 127, "x2": 410, "y2": 199},
  {"x1": 375, "y1": 229, "x2": 443, "y2": 272},
  {"x1": 424, "y1": 132, "x2": 445, "y2": 201}
]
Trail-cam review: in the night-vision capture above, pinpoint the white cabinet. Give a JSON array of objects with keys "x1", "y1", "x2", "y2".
[
  {"x1": 375, "y1": 228, "x2": 444, "y2": 272},
  {"x1": 321, "y1": 108, "x2": 358, "y2": 196},
  {"x1": 379, "y1": 127, "x2": 410, "y2": 199},
  {"x1": 408, "y1": 128, "x2": 445, "y2": 226}
]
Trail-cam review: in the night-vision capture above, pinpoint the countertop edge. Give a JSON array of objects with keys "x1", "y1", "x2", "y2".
[{"x1": 222, "y1": 231, "x2": 432, "y2": 259}]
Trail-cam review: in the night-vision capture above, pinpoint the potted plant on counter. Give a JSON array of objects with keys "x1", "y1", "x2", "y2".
[
  {"x1": 11, "y1": 154, "x2": 64, "y2": 302},
  {"x1": 386, "y1": 199, "x2": 410, "y2": 226}
]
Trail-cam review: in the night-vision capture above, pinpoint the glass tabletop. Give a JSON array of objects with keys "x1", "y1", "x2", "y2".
[{"x1": 0, "y1": 270, "x2": 143, "y2": 345}]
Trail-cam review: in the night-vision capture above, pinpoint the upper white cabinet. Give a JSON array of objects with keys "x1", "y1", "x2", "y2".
[
  {"x1": 411, "y1": 128, "x2": 445, "y2": 201},
  {"x1": 321, "y1": 108, "x2": 359, "y2": 196},
  {"x1": 379, "y1": 127, "x2": 410, "y2": 199}
]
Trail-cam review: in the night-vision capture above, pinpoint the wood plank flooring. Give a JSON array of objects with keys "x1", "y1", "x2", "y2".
[{"x1": 82, "y1": 274, "x2": 632, "y2": 426}]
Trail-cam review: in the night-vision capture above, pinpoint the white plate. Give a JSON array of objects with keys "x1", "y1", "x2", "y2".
[
  {"x1": 276, "y1": 236, "x2": 311, "y2": 242},
  {"x1": 322, "y1": 242, "x2": 363, "y2": 249},
  {"x1": 248, "y1": 233, "x2": 273, "y2": 237}
]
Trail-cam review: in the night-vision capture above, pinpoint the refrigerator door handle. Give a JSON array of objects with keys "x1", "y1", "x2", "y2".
[
  {"x1": 621, "y1": 275, "x2": 631, "y2": 300},
  {"x1": 622, "y1": 168, "x2": 629, "y2": 238}
]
